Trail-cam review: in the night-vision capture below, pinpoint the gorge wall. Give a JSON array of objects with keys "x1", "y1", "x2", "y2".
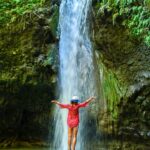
[
  {"x1": 0, "y1": 0, "x2": 59, "y2": 147},
  {"x1": 0, "y1": 0, "x2": 149, "y2": 147},
  {"x1": 92, "y1": 1, "x2": 150, "y2": 140}
]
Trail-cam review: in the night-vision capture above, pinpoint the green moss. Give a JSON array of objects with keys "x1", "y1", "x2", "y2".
[
  {"x1": 96, "y1": 53, "x2": 126, "y2": 122},
  {"x1": 49, "y1": 5, "x2": 59, "y2": 38}
]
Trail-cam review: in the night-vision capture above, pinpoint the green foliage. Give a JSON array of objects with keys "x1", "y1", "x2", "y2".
[
  {"x1": 97, "y1": 58, "x2": 125, "y2": 121},
  {"x1": 103, "y1": 71, "x2": 121, "y2": 120},
  {"x1": 98, "y1": 0, "x2": 150, "y2": 46},
  {"x1": 0, "y1": 0, "x2": 46, "y2": 26}
]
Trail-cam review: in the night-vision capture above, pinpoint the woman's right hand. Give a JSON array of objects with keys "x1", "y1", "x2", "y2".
[{"x1": 86, "y1": 97, "x2": 96, "y2": 103}]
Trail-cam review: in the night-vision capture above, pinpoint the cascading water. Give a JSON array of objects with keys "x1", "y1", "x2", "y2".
[{"x1": 53, "y1": 0, "x2": 100, "y2": 149}]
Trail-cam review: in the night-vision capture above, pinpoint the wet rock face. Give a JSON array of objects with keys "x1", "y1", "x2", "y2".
[
  {"x1": 92, "y1": 4, "x2": 150, "y2": 139},
  {"x1": 0, "y1": 0, "x2": 149, "y2": 147},
  {"x1": 0, "y1": 1, "x2": 59, "y2": 146}
]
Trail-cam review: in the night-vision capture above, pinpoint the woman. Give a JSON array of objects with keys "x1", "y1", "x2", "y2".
[{"x1": 51, "y1": 96, "x2": 95, "y2": 150}]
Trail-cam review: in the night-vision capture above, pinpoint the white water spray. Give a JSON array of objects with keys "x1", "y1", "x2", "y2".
[{"x1": 53, "y1": 0, "x2": 99, "y2": 149}]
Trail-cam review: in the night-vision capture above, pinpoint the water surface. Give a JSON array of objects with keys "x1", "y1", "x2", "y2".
[{"x1": 0, "y1": 140, "x2": 149, "y2": 150}]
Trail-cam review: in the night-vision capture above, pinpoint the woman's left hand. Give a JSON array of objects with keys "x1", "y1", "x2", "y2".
[{"x1": 90, "y1": 97, "x2": 96, "y2": 100}]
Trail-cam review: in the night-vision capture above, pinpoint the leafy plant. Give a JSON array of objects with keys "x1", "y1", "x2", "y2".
[
  {"x1": 0, "y1": 0, "x2": 46, "y2": 26},
  {"x1": 98, "y1": 0, "x2": 150, "y2": 46}
]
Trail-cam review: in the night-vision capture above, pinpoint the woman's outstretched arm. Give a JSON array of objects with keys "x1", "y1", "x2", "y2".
[
  {"x1": 51, "y1": 100, "x2": 70, "y2": 109},
  {"x1": 78, "y1": 97, "x2": 96, "y2": 108},
  {"x1": 85, "y1": 97, "x2": 96, "y2": 103},
  {"x1": 51, "y1": 100, "x2": 60, "y2": 105}
]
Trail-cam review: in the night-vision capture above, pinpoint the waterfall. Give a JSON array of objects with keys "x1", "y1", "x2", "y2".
[{"x1": 53, "y1": 0, "x2": 100, "y2": 149}]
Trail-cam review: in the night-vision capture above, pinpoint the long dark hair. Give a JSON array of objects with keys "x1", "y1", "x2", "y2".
[{"x1": 71, "y1": 101, "x2": 78, "y2": 105}]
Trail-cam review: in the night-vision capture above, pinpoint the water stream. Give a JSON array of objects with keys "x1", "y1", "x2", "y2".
[{"x1": 53, "y1": 0, "x2": 99, "y2": 149}]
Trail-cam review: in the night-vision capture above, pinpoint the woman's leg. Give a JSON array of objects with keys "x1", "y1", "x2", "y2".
[
  {"x1": 72, "y1": 126, "x2": 78, "y2": 150},
  {"x1": 68, "y1": 127, "x2": 73, "y2": 150}
]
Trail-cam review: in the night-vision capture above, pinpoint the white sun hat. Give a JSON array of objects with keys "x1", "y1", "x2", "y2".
[{"x1": 70, "y1": 96, "x2": 80, "y2": 102}]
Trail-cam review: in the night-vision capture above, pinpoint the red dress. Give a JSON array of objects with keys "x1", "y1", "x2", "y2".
[{"x1": 58, "y1": 101, "x2": 89, "y2": 128}]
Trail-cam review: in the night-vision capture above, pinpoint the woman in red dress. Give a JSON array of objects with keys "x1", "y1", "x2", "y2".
[{"x1": 51, "y1": 96, "x2": 95, "y2": 150}]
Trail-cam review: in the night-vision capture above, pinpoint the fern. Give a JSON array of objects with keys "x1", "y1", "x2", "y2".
[
  {"x1": 98, "y1": 0, "x2": 150, "y2": 46},
  {"x1": 0, "y1": 0, "x2": 46, "y2": 26}
]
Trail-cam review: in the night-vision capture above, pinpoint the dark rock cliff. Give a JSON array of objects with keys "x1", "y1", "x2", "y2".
[
  {"x1": 0, "y1": 0, "x2": 59, "y2": 147},
  {"x1": 92, "y1": 2, "x2": 150, "y2": 140},
  {"x1": 0, "y1": 0, "x2": 150, "y2": 148}
]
